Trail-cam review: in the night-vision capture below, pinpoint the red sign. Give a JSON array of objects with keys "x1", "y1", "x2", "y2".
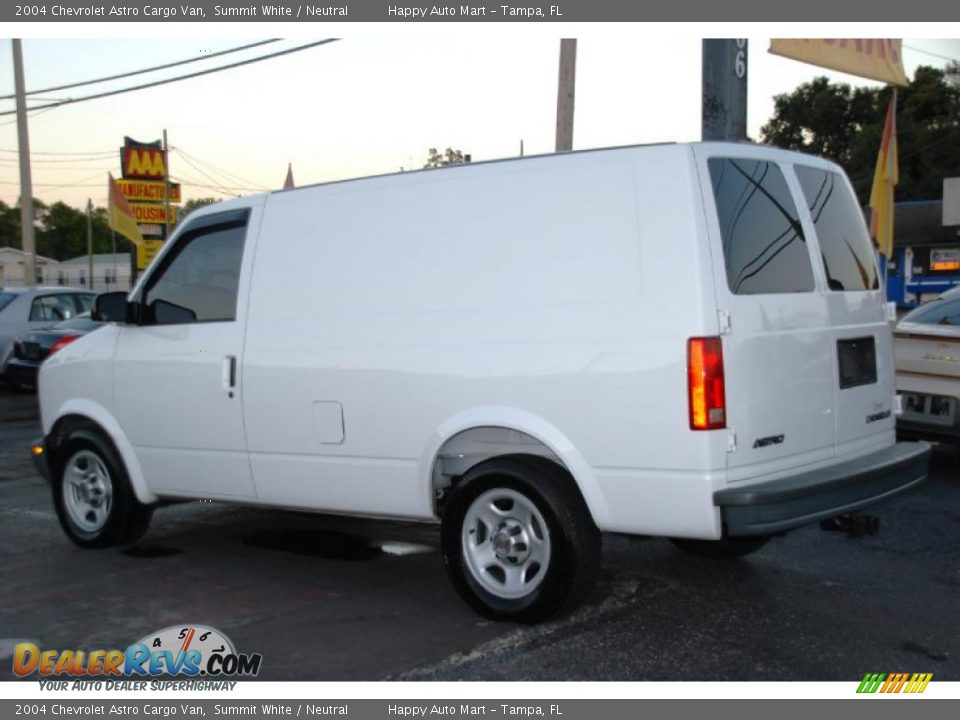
[{"x1": 121, "y1": 141, "x2": 167, "y2": 180}]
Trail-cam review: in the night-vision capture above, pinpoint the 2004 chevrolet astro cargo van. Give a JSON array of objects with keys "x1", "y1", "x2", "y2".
[{"x1": 34, "y1": 142, "x2": 930, "y2": 622}]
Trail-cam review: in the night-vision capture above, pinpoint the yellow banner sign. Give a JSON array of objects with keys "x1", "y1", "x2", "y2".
[
  {"x1": 117, "y1": 179, "x2": 181, "y2": 204},
  {"x1": 136, "y1": 239, "x2": 165, "y2": 270},
  {"x1": 769, "y1": 39, "x2": 908, "y2": 86},
  {"x1": 128, "y1": 202, "x2": 177, "y2": 225}
]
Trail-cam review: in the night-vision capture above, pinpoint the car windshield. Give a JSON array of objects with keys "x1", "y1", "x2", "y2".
[
  {"x1": 901, "y1": 296, "x2": 960, "y2": 326},
  {"x1": 0, "y1": 292, "x2": 16, "y2": 313}
]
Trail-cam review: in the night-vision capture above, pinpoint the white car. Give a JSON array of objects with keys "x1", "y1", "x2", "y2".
[
  {"x1": 35, "y1": 143, "x2": 930, "y2": 622},
  {"x1": 895, "y1": 286, "x2": 960, "y2": 443}
]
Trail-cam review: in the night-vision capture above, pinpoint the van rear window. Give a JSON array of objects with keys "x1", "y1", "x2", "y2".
[
  {"x1": 795, "y1": 166, "x2": 879, "y2": 292},
  {"x1": 708, "y1": 158, "x2": 814, "y2": 295}
]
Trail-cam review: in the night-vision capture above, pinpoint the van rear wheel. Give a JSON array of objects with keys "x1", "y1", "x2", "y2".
[
  {"x1": 441, "y1": 455, "x2": 600, "y2": 623},
  {"x1": 669, "y1": 535, "x2": 770, "y2": 559},
  {"x1": 52, "y1": 429, "x2": 153, "y2": 548}
]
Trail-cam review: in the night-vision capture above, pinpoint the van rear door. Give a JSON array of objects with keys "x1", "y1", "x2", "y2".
[
  {"x1": 791, "y1": 162, "x2": 895, "y2": 458},
  {"x1": 695, "y1": 146, "x2": 894, "y2": 483},
  {"x1": 695, "y1": 148, "x2": 836, "y2": 481}
]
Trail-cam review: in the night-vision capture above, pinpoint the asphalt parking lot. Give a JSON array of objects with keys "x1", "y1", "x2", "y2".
[{"x1": 1, "y1": 383, "x2": 957, "y2": 682}]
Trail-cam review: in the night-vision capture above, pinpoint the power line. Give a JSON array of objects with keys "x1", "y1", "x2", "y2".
[
  {"x1": 0, "y1": 40, "x2": 281, "y2": 101},
  {"x1": 0, "y1": 39, "x2": 339, "y2": 117},
  {"x1": 171, "y1": 146, "x2": 269, "y2": 191},
  {"x1": 0, "y1": 155, "x2": 115, "y2": 165},
  {"x1": 903, "y1": 44, "x2": 960, "y2": 64},
  {"x1": 169, "y1": 175, "x2": 245, "y2": 197},
  {"x1": 0, "y1": 148, "x2": 115, "y2": 156}
]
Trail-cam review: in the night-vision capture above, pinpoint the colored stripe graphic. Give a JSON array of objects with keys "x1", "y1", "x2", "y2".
[{"x1": 857, "y1": 672, "x2": 932, "y2": 693}]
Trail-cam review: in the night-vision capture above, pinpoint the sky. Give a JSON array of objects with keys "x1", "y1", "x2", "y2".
[{"x1": 0, "y1": 32, "x2": 958, "y2": 211}]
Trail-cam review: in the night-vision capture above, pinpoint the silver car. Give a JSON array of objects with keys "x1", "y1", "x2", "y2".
[{"x1": 0, "y1": 287, "x2": 97, "y2": 385}]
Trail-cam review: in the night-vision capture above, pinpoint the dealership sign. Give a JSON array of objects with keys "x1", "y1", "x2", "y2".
[
  {"x1": 117, "y1": 178, "x2": 181, "y2": 203},
  {"x1": 128, "y1": 202, "x2": 177, "y2": 224},
  {"x1": 121, "y1": 138, "x2": 168, "y2": 180}
]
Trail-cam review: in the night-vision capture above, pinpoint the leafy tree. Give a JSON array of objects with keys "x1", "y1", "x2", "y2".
[
  {"x1": 761, "y1": 66, "x2": 960, "y2": 203},
  {"x1": 423, "y1": 147, "x2": 467, "y2": 168},
  {"x1": 177, "y1": 197, "x2": 217, "y2": 225},
  {"x1": 947, "y1": 61, "x2": 959, "y2": 88},
  {"x1": 0, "y1": 198, "x2": 49, "y2": 252},
  {"x1": 0, "y1": 200, "x2": 20, "y2": 250}
]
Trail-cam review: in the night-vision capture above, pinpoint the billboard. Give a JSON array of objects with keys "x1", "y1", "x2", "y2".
[
  {"x1": 136, "y1": 239, "x2": 165, "y2": 271},
  {"x1": 769, "y1": 39, "x2": 908, "y2": 86},
  {"x1": 117, "y1": 179, "x2": 181, "y2": 203},
  {"x1": 128, "y1": 203, "x2": 177, "y2": 224},
  {"x1": 121, "y1": 138, "x2": 168, "y2": 181}
]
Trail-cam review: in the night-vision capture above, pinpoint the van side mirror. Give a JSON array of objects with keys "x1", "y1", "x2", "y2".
[{"x1": 92, "y1": 291, "x2": 131, "y2": 323}]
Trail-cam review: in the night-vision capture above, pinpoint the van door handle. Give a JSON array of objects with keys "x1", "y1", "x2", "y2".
[{"x1": 222, "y1": 356, "x2": 237, "y2": 396}]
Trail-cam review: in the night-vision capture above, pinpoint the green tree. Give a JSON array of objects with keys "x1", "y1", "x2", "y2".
[
  {"x1": 0, "y1": 198, "x2": 50, "y2": 252},
  {"x1": 0, "y1": 200, "x2": 20, "y2": 250},
  {"x1": 423, "y1": 147, "x2": 467, "y2": 168},
  {"x1": 761, "y1": 66, "x2": 960, "y2": 203},
  {"x1": 177, "y1": 197, "x2": 217, "y2": 226},
  {"x1": 34, "y1": 201, "x2": 113, "y2": 260}
]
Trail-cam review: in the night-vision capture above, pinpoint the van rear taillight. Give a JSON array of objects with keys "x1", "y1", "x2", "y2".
[{"x1": 688, "y1": 336, "x2": 726, "y2": 430}]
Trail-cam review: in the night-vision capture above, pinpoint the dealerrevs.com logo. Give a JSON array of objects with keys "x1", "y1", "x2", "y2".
[
  {"x1": 857, "y1": 672, "x2": 933, "y2": 694},
  {"x1": 13, "y1": 625, "x2": 262, "y2": 680}
]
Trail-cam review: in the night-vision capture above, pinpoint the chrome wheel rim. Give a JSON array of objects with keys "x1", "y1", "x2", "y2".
[
  {"x1": 462, "y1": 488, "x2": 551, "y2": 600},
  {"x1": 62, "y1": 450, "x2": 113, "y2": 535}
]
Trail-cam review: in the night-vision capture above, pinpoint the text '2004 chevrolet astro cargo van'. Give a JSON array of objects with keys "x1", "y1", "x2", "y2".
[{"x1": 34, "y1": 142, "x2": 930, "y2": 622}]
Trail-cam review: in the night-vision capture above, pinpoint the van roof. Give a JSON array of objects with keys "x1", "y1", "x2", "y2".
[
  {"x1": 272, "y1": 140, "x2": 840, "y2": 196},
  {"x1": 189, "y1": 140, "x2": 838, "y2": 220}
]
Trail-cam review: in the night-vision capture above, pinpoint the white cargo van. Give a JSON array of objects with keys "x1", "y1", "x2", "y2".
[{"x1": 35, "y1": 142, "x2": 929, "y2": 622}]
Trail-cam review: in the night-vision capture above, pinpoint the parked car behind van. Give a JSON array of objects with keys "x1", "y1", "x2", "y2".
[
  {"x1": 0, "y1": 287, "x2": 96, "y2": 386},
  {"x1": 894, "y1": 286, "x2": 960, "y2": 443},
  {"x1": 34, "y1": 143, "x2": 930, "y2": 622},
  {"x1": 6, "y1": 314, "x2": 105, "y2": 393}
]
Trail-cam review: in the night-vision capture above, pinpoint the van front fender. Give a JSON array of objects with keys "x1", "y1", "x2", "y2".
[{"x1": 47, "y1": 399, "x2": 158, "y2": 505}]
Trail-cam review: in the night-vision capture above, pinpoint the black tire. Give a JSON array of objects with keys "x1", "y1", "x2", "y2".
[
  {"x1": 441, "y1": 455, "x2": 600, "y2": 623},
  {"x1": 669, "y1": 535, "x2": 770, "y2": 559},
  {"x1": 51, "y1": 428, "x2": 153, "y2": 548}
]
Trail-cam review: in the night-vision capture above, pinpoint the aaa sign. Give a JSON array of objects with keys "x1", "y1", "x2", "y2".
[{"x1": 122, "y1": 145, "x2": 168, "y2": 180}]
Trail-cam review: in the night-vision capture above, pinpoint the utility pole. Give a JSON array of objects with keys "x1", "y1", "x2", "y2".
[
  {"x1": 555, "y1": 39, "x2": 577, "y2": 152},
  {"x1": 702, "y1": 39, "x2": 748, "y2": 141},
  {"x1": 86, "y1": 199, "x2": 93, "y2": 289},
  {"x1": 12, "y1": 39, "x2": 36, "y2": 287},
  {"x1": 163, "y1": 128, "x2": 172, "y2": 238}
]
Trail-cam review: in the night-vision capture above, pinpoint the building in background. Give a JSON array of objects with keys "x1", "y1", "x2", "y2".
[
  {"x1": 887, "y1": 199, "x2": 960, "y2": 306},
  {"x1": 0, "y1": 248, "x2": 60, "y2": 287},
  {"x1": 58, "y1": 253, "x2": 132, "y2": 292}
]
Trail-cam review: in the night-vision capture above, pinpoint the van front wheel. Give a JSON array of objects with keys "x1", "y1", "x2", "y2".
[
  {"x1": 441, "y1": 456, "x2": 600, "y2": 623},
  {"x1": 52, "y1": 430, "x2": 153, "y2": 548}
]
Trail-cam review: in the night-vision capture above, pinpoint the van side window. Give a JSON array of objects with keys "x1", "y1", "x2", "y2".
[
  {"x1": 142, "y1": 218, "x2": 247, "y2": 325},
  {"x1": 708, "y1": 158, "x2": 814, "y2": 295},
  {"x1": 795, "y1": 166, "x2": 880, "y2": 292}
]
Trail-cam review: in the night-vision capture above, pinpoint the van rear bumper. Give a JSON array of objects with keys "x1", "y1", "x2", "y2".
[{"x1": 715, "y1": 442, "x2": 931, "y2": 537}]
